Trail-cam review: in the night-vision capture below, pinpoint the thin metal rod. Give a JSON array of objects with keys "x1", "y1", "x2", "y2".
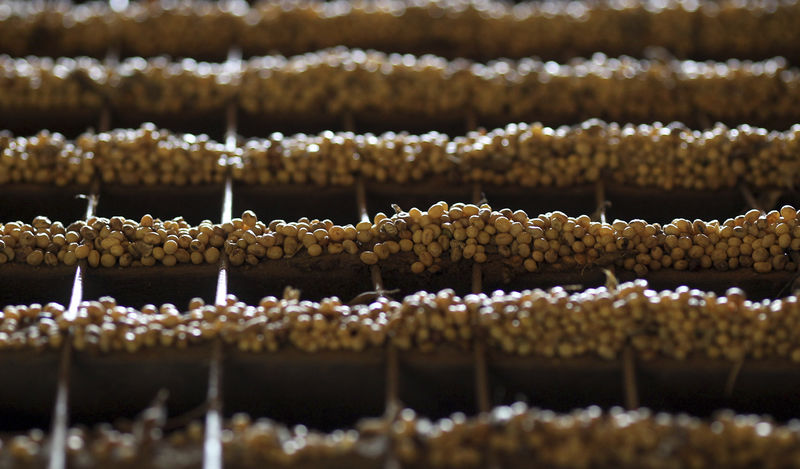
[
  {"x1": 357, "y1": 176, "x2": 370, "y2": 223},
  {"x1": 202, "y1": 55, "x2": 239, "y2": 469},
  {"x1": 350, "y1": 142, "x2": 397, "y2": 467},
  {"x1": 104, "y1": 46, "x2": 120, "y2": 68},
  {"x1": 215, "y1": 263, "x2": 229, "y2": 308},
  {"x1": 66, "y1": 266, "x2": 84, "y2": 321},
  {"x1": 385, "y1": 344, "x2": 399, "y2": 413},
  {"x1": 221, "y1": 51, "x2": 239, "y2": 226},
  {"x1": 99, "y1": 108, "x2": 111, "y2": 133},
  {"x1": 85, "y1": 181, "x2": 100, "y2": 220},
  {"x1": 48, "y1": 75, "x2": 110, "y2": 469},
  {"x1": 216, "y1": 113, "x2": 235, "y2": 307},
  {"x1": 471, "y1": 260, "x2": 482, "y2": 294},
  {"x1": 371, "y1": 265, "x2": 385, "y2": 293},
  {"x1": 371, "y1": 258, "x2": 396, "y2": 411},
  {"x1": 595, "y1": 179, "x2": 608, "y2": 224},
  {"x1": 473, "y1": 270, "x2": 490, "y2": 413},
  {"x1": 225, "y1": 106, "x2": 238, "y2": 155},
  {"x1": 354, "y1": 169, "x2": 399, "y2": 469},
  {"x1": 724, "y1": 359, "x2": 744, "y2": 398},
  {"x1": 622, "y1": 346, "x2": 639, "y2": 409},
  {"x1": 49, "y1": 244, "x2": 86, "y2": 469},
  {"x1": 203, "y1": 191, "x2": 228, "y2": 469},
  {"x1": 225, "y1": 48, "x2": 243, "y2": 67},
  {"x1": 470, "y1": 182, "x2": 491, "y2": 413},
  {"x1": 383, "y1": 344, "x2": 400, "y2": 469},
  {"x1": 740, "y1": 185, "x2": 765, "y2": 213},
  {"x1": 98, "y1": 46, "x2": 118, "y2": 133},
  {"x1": 223, "y1": 48, "x2": 242, "y2": 161},
  {"x1": 87, "y1": 47, "x2": 111, "y2": 218},
  {"x1": 203, "y1": 341, "x2": 224, "y2": 469},
  {"x1": 221, "y1": 176, "x2": 234, "y2": 226},
  {"x1": 357, "y1": 174, "x2": 396, "y2": 404},
  {"x1": 48, "y1": 342, "x2": 72, "y2": 469},
  {"x1": 343, "y1": 112, "x2": 355, "y2": 133},
  {"x1": 740, "y1": 184, "x2": 783, "y2": 215},
  {"x1": 471, "y1": 182, "x2": 482, "y2": 207},
  {"x1": 465, "y1": 112, "x2": 477, "y2": 133},
  {"x1": 470, "y1": 181, "x2": 497, "y2": 469}
]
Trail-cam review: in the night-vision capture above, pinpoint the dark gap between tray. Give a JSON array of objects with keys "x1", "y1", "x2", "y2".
[
  {"x1": 481, "y1": 265, "x2": 607, "y2": 295},
  {"x1": 237, "y1": 112, "x2": 343, "y2": 139},
  {"x1": 228, "y1": 255, "x2": 370, "y2": 304},
  {"x1": 487, "y1": 354, "x2": 625, "y2": 412},
  {"x1": 0, "y1": 184, "x2": 89, "y2": 224},
  {"x1": 233, "y1": 184, "x2": 359, "y2": 225},
  {"x1": 616, "y1": 270, "x2": 796, "y2": 301},
  {"x1": 0, "y1": 109, "x2": 101, "y2": 139},
  {"x1": 481, "y1": 185, "x2": 597, "y2": 218},
  {"x1": 0, "y1": 265, "x2": 75, "y2": 308},
  {"x1": 0, "y1": 350, "x2": 60, "y2": 431},
  {"x1": 223, "y1": 350, "x2": 386, "y2": 432},
  {"x1": 379, "y1": 258, "x2": 473, "y2": 299},
  {"x1": 605, "y1": 187, "x2": 747, "y2": 223},
  {"x1": 82, "y1": 265, "x2": 218, "y2": 309},
  {"x1": 111, "y1": 111, "x2": 227, "y2": 141},
  {"x1": 227, "y1": 256, "x2": 372, "y2": 304},
  {"x1": 238, "y1": 111, "x2": 468, "y2": 138},
  {"x1": 364, "y1": 182, "x2": 472, "y2": 218},
  {"x1": 117, "y1": 47, "x2": 230, "y2": 63},
  {"x1": 352, "y1": 113, "x2": 468, "y2": 136},
  {"x1": 778, "y1": 191, "x2": 800, "y2": 209},
  {"x1": 69, "y1": 348, "x2": 211, "y2": 425},
  {"x1": 485, "y1": 264, "x2": 794, "y2": 300},
  {"x1": 637, "y1": 360, "x2": 800, "y2": 421},
  {"x1": 96, "y1": 184, "x2": 225, "y2": 225},
  {"x1": 397, "y1": 350, "x2": 477, "y2": 420},
  {"x1": 726, "y1": 362, "x2": 800, "y2": 420},
  {"x1": 478, "y1": 115, "x2": 800, "y2": 133}
]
